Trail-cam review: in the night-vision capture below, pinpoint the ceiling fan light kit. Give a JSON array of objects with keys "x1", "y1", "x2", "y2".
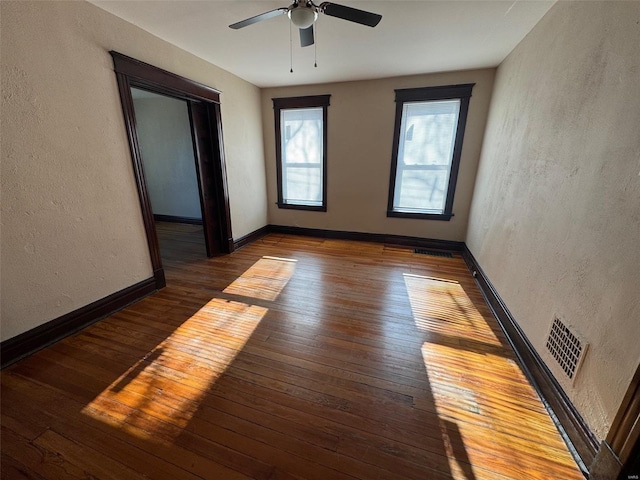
[
  {"x1": 229, "y1": 1, "x2": 382, "y2": 48},
  {"x1": 288, "y1": 5, "x2": 318, "y2": 29}
]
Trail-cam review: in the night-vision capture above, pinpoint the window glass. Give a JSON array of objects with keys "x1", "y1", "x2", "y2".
[
  {"x1": 281, "y1": 107, "x2": 323, "y2": 206},
  {"x1": 393, "y1": 100, "x2": 460, "y2": 214},
  {"x1": 273, "y1": 95, "x2": 330, "y2": 211},
  {"x1": 387, "y1": 84, "x2": 473, "y2": 220}
]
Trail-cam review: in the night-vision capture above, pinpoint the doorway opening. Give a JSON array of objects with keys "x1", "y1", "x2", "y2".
[
  {"x1": 111, "y1": 52, "x2": 234, "y2": 289},
  {"x1": 130, "y1": 87, "x2": 207, "y2": 266}
]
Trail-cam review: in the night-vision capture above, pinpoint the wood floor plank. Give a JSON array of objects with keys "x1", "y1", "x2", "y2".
[
  {"x1": 0, "y1": 453, "x2": 46, "y2": 480},
  {"x1": 1, "y1": 224, "x2": 583, "y2": 480}
]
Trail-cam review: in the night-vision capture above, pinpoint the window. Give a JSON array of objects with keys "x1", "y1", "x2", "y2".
[
  {"x1": 387, "y1": 84, "x2": 474, "y2": 220},
  {"x1": 273, "y1": 95, "x2": 330, "y2": 211}
]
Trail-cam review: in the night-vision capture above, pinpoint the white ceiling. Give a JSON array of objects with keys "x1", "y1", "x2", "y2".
[{"x1": 90, "y1": 0, "x2": 556, "y2": 88}]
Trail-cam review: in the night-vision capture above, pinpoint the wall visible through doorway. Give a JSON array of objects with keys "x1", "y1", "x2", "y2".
[{"x1": 132, "y1": 88, "x2": 202, "y2": 221}]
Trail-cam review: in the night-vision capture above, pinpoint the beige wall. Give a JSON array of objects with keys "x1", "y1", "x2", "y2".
[
  {"x1": 466, "y1": 1, "x2": 640, "y2": 440},
  {"x1": 262, "y1": 69, "x2": 495, "y2": 241},
  {"x1": 0, "y1": 0, "x2": 267, "y2": 341}
]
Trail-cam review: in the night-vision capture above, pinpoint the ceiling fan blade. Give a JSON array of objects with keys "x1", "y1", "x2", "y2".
[
  {"x1": 229, "y1": 8, "x2": 288, "y2": 29},
  {"x1": 319, "y1": 2, "x2": 381, "y2": 27},
  {"x1": 299, "y1": 25, "x2": 315, "y2": 47}
]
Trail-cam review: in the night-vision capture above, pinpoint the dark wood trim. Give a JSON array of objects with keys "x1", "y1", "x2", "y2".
[
  {"x1": 461, "y1": 244, "x2": 598, "y2": 475},
  {"x1": 274, "y1": 103, "x2": 284, "y2": 208},
  {"x1": 272, "y1": 95, "x2": 331, "y2": 109},
  {"x1": 114, "y1": 71, "x2": 166, "y2": 289},
  {"x1": 153, "y1": 268, "x2": 166, "y2": 290},
  {"x1": 608, "y1": 365, "x2": 640, "y2": 465},
  {"x1": 268, "y1": 225, "x2": 464, "y2": 251},
  {"x1": 0, "y1": 277, "x2": 157, "y2": 369},
  {"x1": 210, "y1": 102, "x2": 234, "y2": 253},
  {"x1": 110, "y1": 51, "x2": 233, "y2": 268},
  {"x1": 227, "y1": 224, "x2": 463, "y2": 252},
  {"x1": 273, "y1": 95, "x2": 330, "y2": 211},
  {"x1": 395, "y1": 83, "x2": 476, "y2": 102},
  {"x1": 386, "y1": 211, "x2": 454, "y2": 221},
  {"x1": 233, "y1": 225, "x2": 271, "y2": 250},
  {"x1": 275, "y1": 203, "x2": 327, "y2": 212},
  {"x1": 618, "y1": 434, "x2": 640, "y2": 480},
  {"x1": 443, "y1": 91, "x2": 472, "y2": 215},
  {"x1": 111, "y1": 52, "x2": 221, "y2": 103},
  {"x1": 321, "y1": 96, "x2": 328, "y2": 212},
  {"x1": 153, "y1": 214, "x2": 203, "y2": 225},
  {"x1": 387, "y1": 83, "x2": 474, "y2": 221},
  {"x1": 387, "y1": 95, "x2": 405, "y2": 216},
  {"x1": 188, "y1": 101, "x2": 228, "y2": 256}
]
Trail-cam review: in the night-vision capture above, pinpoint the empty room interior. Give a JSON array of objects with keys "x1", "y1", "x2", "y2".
[{"x1": 1, "y1": 1, "x2": 639, "y2": 479}]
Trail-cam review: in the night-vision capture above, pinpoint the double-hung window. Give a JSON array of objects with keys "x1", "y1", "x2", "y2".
[
  {"x1": 387, "y1": 84, "x2": 474, "y2": 220},
  {"x1": 273, "y1": 95, "x2": 330, "y2": 211}
]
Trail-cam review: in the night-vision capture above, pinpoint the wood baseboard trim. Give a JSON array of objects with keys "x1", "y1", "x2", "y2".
[
  {"x1": 0, "y1": 277, "x2": 157, "y2": 369},
  {"x1": 268, "y1": 225, "x2": 464, "y2": 251},
  {"x1": 153, "y1": 267, "x2": 166, "y2": 289},
  {"x1": 233, "y1": 225, "x2": 270, "y2": 251},
  {"x1": 153, "y1": 214, "x2": 203, "y2": 225},
  {"x1": 461, "y1": 245, "x2": 598, "y2": 475}
]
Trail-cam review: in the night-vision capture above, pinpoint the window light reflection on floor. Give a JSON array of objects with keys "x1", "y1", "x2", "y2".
[
  {"x1": 223, "y1": 256, "x2": 297, "y2": 301},
  {"x1": 80, "y1": 254, "x2": 298, "y2": 442},
  {"x1": 81, "y1": 298, "x2": 268, "y2": 443},
  {"x1": 406, "y1": 273, "x2": 576, "y2": 478},
  {"x1": 420, "y1": 341, "x2": 571, "y2": 479},
  {"x1": 403, "y1": 273, "x2": 500, "y2": 345}
]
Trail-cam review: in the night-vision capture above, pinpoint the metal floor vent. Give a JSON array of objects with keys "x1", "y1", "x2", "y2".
[
  {"x1": 414, "y1": 249, "x2": 453, "y2": 258},
  {"x1": 545, "y1": 317, "x2": 588, "y2": 382}
]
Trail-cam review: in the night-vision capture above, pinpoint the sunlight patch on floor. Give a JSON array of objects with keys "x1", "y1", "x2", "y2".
[
  {"x1": 223, "y1": 256, "x2": 297, "y2": 301},
  {"x1": 405, "y1": 272, "x2": 581, "y2": 479},
  {"x1": 420, "y1": 341, "x2": 575, "y2": 479},
  {"x1": 403, "y1": 273, "x2": 501, "y2": 346},
  {"x1": 81, "y1": 298, "x2": 267, "y2": 443}
]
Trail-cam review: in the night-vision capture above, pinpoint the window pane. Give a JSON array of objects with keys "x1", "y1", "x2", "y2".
[
  {"x1": 400, "y1": 100, "x2": 459, "y2": 166},
  {"x1": 281, "y1": 108, "x2": 323, "y2": 205},
  {"x1": 282, "y1": 108, "x2": 322, "y2": 165},
  {"x1": 394, "y1": 168, "x2": 448, "y2": 213},
  {"x1": 394, "y1": 99, "x2": 460, "y2": 214},
  {"x1": 284, "y1": 166, "x2": 322, "y2": 206}
]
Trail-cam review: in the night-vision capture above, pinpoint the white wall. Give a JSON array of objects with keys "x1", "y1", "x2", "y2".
[
  {"x1": 0, "y1": 0, "x2": 267, "y2": 341},
  {"x1": 133, "y1": 93, "x2": 202, "y2": 220},
  {"x1": 262, "y1": 69, "x2": 495, "y2": 241},
  {"x1": 466, "y1": 1, "x2": 640, "y2": 440}
]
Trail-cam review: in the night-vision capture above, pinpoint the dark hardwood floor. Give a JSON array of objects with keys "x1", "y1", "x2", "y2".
[{"x1": 1, "y1": 222, "x2": 583, "y2": 479}]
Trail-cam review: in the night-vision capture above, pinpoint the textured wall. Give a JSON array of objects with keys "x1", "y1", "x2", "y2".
[
  {"x1": 0, "y1": 1, "x2": 267, "y2": 341},
  {"x1": 133, "y1": 94, "x2": 202, "y2": 220},
  {"x1": 466, "y1": 1, "x2": 640, "y2": 439},
  {"x1": 262, "y1": 69, "x2": 495, "y2": 241}
]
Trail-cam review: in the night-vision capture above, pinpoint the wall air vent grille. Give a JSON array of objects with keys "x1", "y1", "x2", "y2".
[
  {"x1": 545, "y1": 317, "x2": 588, "y2": 382},
  {"x1": 414, "y1": 249, "x2": 453, "y2": 258}
]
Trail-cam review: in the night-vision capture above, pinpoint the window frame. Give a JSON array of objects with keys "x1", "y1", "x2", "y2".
[
  {"x1": 387, "y1": 83, "x2": 474, "y2": 221},
  {"x1": 273, "y1": 94, "x2": 330, "y2": 212}
]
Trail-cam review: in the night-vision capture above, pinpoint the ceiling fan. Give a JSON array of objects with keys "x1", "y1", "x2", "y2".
[{"x1": 229, "y1": 1, "x2": 382, "y2": 48}]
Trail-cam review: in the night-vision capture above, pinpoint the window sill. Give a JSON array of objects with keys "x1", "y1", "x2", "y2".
[
  {"x1": 386, "y1": 210, "x2": 453, "y2": 221},
  {"x1": 277, "y1": 203, "x2": 327, "y2": 212}
]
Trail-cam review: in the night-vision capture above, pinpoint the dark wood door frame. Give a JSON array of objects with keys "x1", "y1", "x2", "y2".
[
  {"x1": 610, "y1": 364, "x2": 640, "y2": 477},
  {"x1": 188, "y1": 101, "x2": 233, "y2": 257},
  {"x1": 589, "y1": 362, "x2": 640, "y2": 478},
  {"x1": 110, "y1": 52, "x2": 233, "y2": 289}
]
